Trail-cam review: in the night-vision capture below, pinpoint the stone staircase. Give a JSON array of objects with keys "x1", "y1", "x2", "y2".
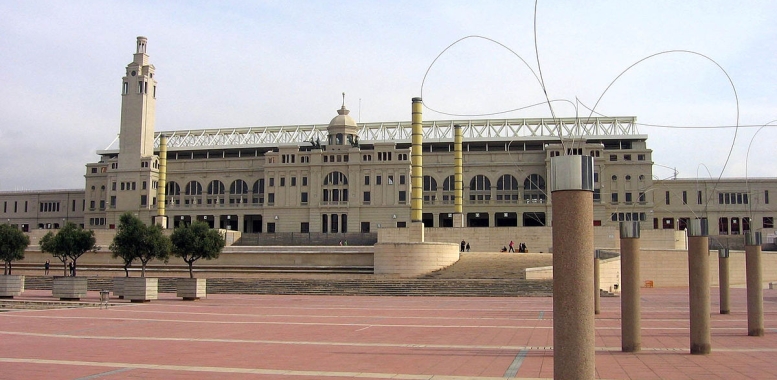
[
  {"x1": 20, "y1": 252, "x2": 555, "y2": 297},
  {"x1": 22, "y1": 276, "x2": 552, "y2": 297}
]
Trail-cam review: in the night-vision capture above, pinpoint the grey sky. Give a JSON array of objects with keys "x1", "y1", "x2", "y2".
[{"x1": 1, "y1": 1, "x2": 775, "y2": 191}]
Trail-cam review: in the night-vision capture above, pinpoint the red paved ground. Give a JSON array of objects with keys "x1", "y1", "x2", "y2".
[{"x1": 1, "y1": 287, "x2": 776, "y2": 379}]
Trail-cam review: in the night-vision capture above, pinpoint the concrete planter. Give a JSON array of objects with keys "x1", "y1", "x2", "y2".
[
  {"x1": 0, "y1": 275, "x2": 25, "y2": 299},
  {"x1": 123, "y1": 277, "x2": 158, "y2": 303},
  {"x1": 52, "y1": 276, "x2": 88, "y2": 301},
  {"x1": 113, "y1": 277, "x2": 125, "y2": 299},
  {"x1": 177, "y1": 278, "x2": 207, "y2": 301}
]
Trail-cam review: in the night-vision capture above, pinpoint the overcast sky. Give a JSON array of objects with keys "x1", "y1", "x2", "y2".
[{"x1": 1, "y1": 1, "x2": 775, "y2": 191}]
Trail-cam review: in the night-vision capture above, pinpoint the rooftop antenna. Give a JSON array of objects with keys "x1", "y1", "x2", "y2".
[{"x1": 342, "y1": 92, "x2": 345, "y2": 108}]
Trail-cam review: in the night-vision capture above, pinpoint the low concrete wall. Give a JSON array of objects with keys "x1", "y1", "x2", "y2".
[
  {"x1": 380, "y1": 226, "x2": 684, "y2": 252},
  {"x1": 527, "y1": 250, "x2": 777, "y2": 288},
  {"x1": 374, "y1": 242, "x2": 459, "y2": 277}
]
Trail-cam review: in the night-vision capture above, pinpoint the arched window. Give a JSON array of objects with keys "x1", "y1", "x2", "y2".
[
  {"x1": 207, "y1": 180, "x2": 225, "y2": 205},
  {"x1": 423, "y1": 175, "x2": 438, "y2": 204},
  {"x1": 252, "y1": 179, "x2": 265, "y2": 204},
  {"x1": 166, "y1": 181, "x2": 181, "y2": 205},
  {"x1": 442, "y1": 175, "x2": 455, "y2": 204},
  {"x1": 185, "y1": 181, "x2": 202, "y2": 195},
  {"x1": 496, "y1": 174, "x2": 519, "y2": 203},
  {"x1": 229, "y1": 179, "x2": 249, "y2": 204},
  {"x1": 524, "y1": 174, "x2": 546, "y2": 203},
  {"x1": 184, "y1": 180, "x2": 202, "y2": 205},
  {"x1": 323, "y1": 171, "x2": 348, "y2": 205},
  {"x1": 469, "y1": 175, "x2": 491, "y2": 203}
]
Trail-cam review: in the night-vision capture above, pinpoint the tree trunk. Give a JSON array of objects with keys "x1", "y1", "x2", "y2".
[
  {"x1": 8, "y1": 262, "x2": 11, "y2": 275},
  {"x1": 188, "y1": 261, "x2": 194, "y2": 278},
  {"x1": 72, "y1": 260, "x2": 77, "y2": 277},
  {"x1": 141, "y1": 261, "x2": 146, "y2": 278},
  {"x1": 124, "y1": 263, "x2": 130, "y2": 277}
]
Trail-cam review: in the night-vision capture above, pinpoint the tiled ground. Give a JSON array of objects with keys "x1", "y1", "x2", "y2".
[{"x1": 1, "y1": 287, "x2": 775, "y2": 379}]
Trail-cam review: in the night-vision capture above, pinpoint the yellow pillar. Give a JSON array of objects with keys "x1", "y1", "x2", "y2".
[{"x1": 156, "y1": 134, "x2": 168, "y2": 228}]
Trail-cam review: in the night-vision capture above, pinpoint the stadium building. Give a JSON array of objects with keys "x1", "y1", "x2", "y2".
[{"x1": 1, "y1": 37, "x2": 774, "y2": 245}]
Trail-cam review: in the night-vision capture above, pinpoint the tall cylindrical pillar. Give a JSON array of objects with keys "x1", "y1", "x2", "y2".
[
  {"x1": 156, "y1": 134, "x2": 168, "y2": 228},
  {"x1": 410, "y1": 98, "x2": 423, "y2": 224},
  {"x1": 688, "y1": 218, "x2": 710, "y2": 355},
  {"x1": 745, "y1": 232, "x2": 764, "y2": 337},
  {"x1": 594, "y1": 251, "x2": 600, "y2": 315},
  {"x1": 454, "y1": 124, "x2": 463, "y2": 213},
  {"x1": 551, "y1": 155, "x2": 595, "y2": 380},
  {"x1": 718, "y1": 248, "x2": 730, "y2": 314},
  {"x1": 620, "y1": 221, "x2": 641, "y2": 353}
]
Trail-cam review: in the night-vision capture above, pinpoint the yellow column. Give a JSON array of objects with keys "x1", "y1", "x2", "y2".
[
  {"x1": 156, "y1": 135, "x2": 168, "y2": 228},
  {"x1": 411, "y1": 97, "x2": 423, "y2": 224}
]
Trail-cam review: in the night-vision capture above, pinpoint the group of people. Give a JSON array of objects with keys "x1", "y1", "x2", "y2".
[
  {"x1": 501, "y1": 240, "x2": 528, "y2": 253},
  {"x1": 44, "y1": 259, "x2": 76, "y2": 276},
  {"x1": 459, "y1": 240, "x2": 470, "y2": 252}
]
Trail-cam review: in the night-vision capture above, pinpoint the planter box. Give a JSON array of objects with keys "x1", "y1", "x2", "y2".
[
  {"x1": 52, "y1": 276, "x2": 88, "y2": 301},
  {"x1": 123, "y1": 277, "x2": 158, "y2": 303},
  {"x1": 113, "y1": 277, "x2": 125, "y2": 299},
  {"x1": 0, "y1": 275, "x2": 25, "y2": 299},
  {"x1": 177, "y1": 278, "x2": 207, "y2": 301}
]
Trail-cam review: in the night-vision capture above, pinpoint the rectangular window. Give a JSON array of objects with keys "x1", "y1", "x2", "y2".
[
  {"x1": 609, "y1": 154, "x2": 617, "y2": 161},
  {"x1": 267, "y1": 193, "x2": 275, "y2": 205},
  {"x1": 142, "y1": 181, "x2": 147, "y2": 190},
  {"x1": 140, "y1": 195, "x2": 147, "y2": 206},
  {"x1": 361, "y1": 222, "x2": 370, "y2": 233},
  {"x1": 121, "y1": 182, "x2": 125, "y2": 191},
  {"x1": 112, "y1": 182, "x2": 117, "y2": 191},
  {"x1": 639, "y1": 192, "x2": 646, "y2": 203},
  {"x1": 682, "y1": 191, "x2": 687, "y2": 205},
  {"x1": 301, "y1": 192, "x2": 308, "y2": 204},
  {"x1": 624, "y1": 154, "x2": 632, "y2": 161},
  {"x1": 131, "y1": 182, "x2": 136, "y2": 190},
  {"x1": 24, "y1": 201, "x2": 28, "y2": 213},
  {"x1": 302, "y1": 177, "x2": 308, "y2": 186},
  {"x1": 364, "y1": 175, "x2": 370, "y2": 185},
  {"x1": 593, "y1": 173, "x2": 599, "y2": 182},
  {"x1": 280, "y1": 177, "x2": 285, "y2": 187},
  {"x1": 376, "y1": 176, "x2": 382, "y2": 185},
  {"x1": 719, "y1": 193, "x2": 724, "y2": 204},
  {"x1": 399, "y1": 175, "x2": 406, "y2": 185},
  {"x1": 665, "y1": 191, "x2": 670, "y2": 205},
  {"x1": 637, "y1": 154, "x2": 645, "y2": 161},
  {"x1": 625, "y1": 193, "x2": 632, "y2": 203},
  {"x1": 398, "y1": 191, "x2": 407, "y2": 203},
  {"x1": 764, "y1": 217, "x2": 774, "y2": 229},
  {"x1": 300, "y1": 222, "x2": 310, "y2": 233},
  {"x1": 110, "y1": 196, "x2": 116, "y2": 207},
  {"x1": 90, "y1": 200, "x2": 95, "y2": 210},
  {"x1": 291, "y1": 177, "x2": 297, "y2": 186},
  {"x1": 611, "y1": 193, "x2": 618, "y2": 203},
  {"x1": 766, "y1": 190, "x2": 770, "y2": 204},
  {"x1": 363, "y1": 191, "x2": 371, "y2": 204},
  {"x1": 99, "y1": 200, "x2": 105, "y2": 210},
  {"x1": 269, "y1": 178, "x2": 275, "y2": 187},
  {"x1": 593, "y1": 189, "x2": 601, "y2": 202},
  {"x1": 697, "y1": 190, "x2": 703, "y2": 204},
  {"x1": 388, "y1": 175, "x2": 394, "y2": 185}
]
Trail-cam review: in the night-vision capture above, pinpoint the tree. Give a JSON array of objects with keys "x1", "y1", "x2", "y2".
[
  {"x1": 39, "y1": 223, "x2": 97, "y2": 277},
  {"x1": 109, "y1": 212, "x2": 144, "y2": 277},
  {"x1": 0, "y1": 224, "x2": 30, "y2": 275},
  {"x1": 108, "y1": 213, "x2": 171, "y2": 277},
  {"x1": 171, "y1": 221, "x2": 226, "y2": 278},
  {"x1": 137, "y1": 223, "x2": 171, "y2": 277}
]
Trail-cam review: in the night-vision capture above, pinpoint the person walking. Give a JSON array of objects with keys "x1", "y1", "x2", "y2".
[
  {"x1": 460, "y1": 240, "x2": 466, "y2": 252},
  {"x1": 508, "y1": 241, "x2": 515, "y2": 253},
  {"x1": 466, "y1": 242, "x2": 471, "y2": 252},
  {"x1": 44, "y1": 260, "x2": 50, "y2": 275}
]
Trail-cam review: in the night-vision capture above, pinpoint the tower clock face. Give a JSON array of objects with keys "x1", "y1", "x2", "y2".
[{"x1": 131, "y1": 71, "x2": 136, "y2": 76}]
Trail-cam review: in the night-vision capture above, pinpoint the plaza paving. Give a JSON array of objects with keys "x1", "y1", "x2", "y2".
[{"x1": 1, "y1": 286, "x2": 776, "y2": 379}]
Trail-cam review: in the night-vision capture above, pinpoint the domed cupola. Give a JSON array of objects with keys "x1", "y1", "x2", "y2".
[{"x1": 326, "y1": 93, "x2": 359, "y2": 151}]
